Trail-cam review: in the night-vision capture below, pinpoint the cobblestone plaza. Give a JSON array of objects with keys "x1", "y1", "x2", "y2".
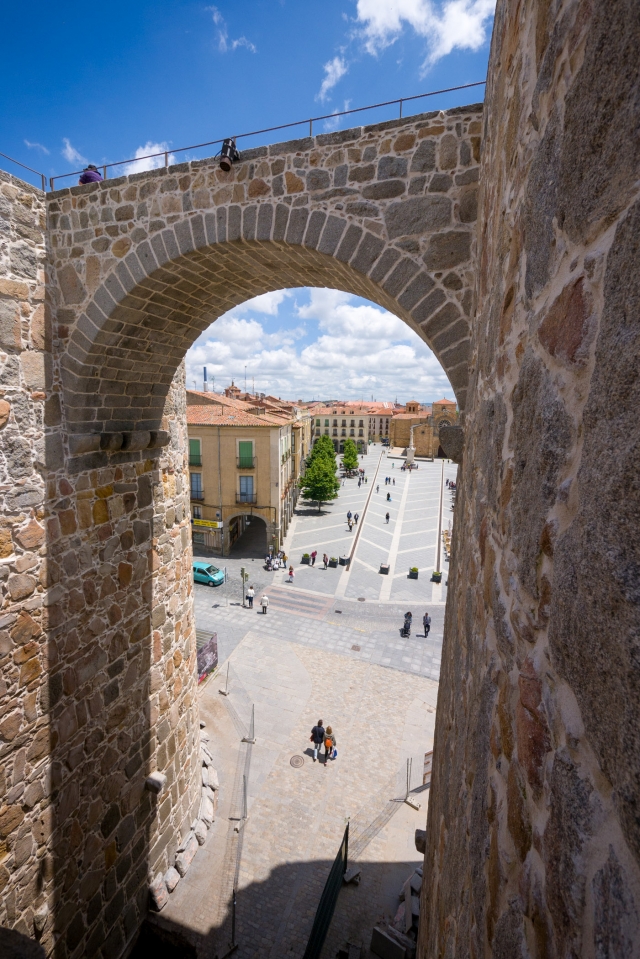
[{"x1": 155, "y1": 448, "x2": 456, "y2": 955}]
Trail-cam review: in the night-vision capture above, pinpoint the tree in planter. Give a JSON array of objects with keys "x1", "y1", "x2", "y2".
[
  {"x1": 299, "y1": 458, "x2": 340, "y2": 512},
  {"x1": 341, "y1": 438, "x2": 358, "y2": 472}
]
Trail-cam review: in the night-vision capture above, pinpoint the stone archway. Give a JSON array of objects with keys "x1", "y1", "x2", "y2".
[{"x1": 20, "y1": 104, "x2": 482, "y2": 958}]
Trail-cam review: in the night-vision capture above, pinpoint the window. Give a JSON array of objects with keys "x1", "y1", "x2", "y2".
[
  {"x1": 190, "y1": 473, "x2": 203, "y2": 499},
  {"x1": 341, "y1": 429, "x2": 346, "y2": 436},
  {"x1": 333, "y1": 429, "x2": 337, "y2": 436},
  {"x1": 193, "y1": 506, "x2": 202, "y2": 519},
  {"x1": 333, "y1": 419, "x2": 337, "y2": 427},
  {"x1": 316, "y1": 419, "x2": 320, "y2": 426},
  {"x1": 238, "y1": 440, "x2": 253, "y2": 469},
  {"x1": 350, "y1": 429, "x2": 355, "y2": 436},
  {"x1": 358, "y1": 429, "x2": 363, "y2": 436},
  {"x1": 239, "y1": 475, "x2": 254, "y2": 502},
  {"x1": 359, "y1": 420, "x2": 364, "y2": 427},
  {"x1": 325, "y1": 419, "x2": 329, "y2": 426},
  {"x1": 350, "y1": 420, "x2": 355, "y2": 427},
  {"x1": 189, "y1": 438, "x2": 201, "y2": 467},
  {"x1": 342, "y1": 419, "x2": 346, "y2": 427}
]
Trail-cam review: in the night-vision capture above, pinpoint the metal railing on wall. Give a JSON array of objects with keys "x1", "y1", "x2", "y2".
[
  {"x1": 0, "y1": 152, "x2": 46, "y2": 191},
  {"x1": 0, "y1": 80, "x2": 485, "y2": 193}
]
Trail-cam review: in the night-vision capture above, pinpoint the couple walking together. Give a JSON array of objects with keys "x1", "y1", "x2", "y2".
[{"x1": 310, "y1": 719, "x2": 337, "y2": 766}]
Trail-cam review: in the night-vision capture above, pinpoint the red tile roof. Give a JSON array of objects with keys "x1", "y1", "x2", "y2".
[{"x1": 187, "y1": 404, "x2": 288, "y2": 427}]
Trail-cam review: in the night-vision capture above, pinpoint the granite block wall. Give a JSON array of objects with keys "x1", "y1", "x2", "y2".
[{"x1": 419, "y1": 0, "x2": 640, "y2": 956}]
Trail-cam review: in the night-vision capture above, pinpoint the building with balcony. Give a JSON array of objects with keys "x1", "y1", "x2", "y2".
[{"x1": 186, "y1": 390, "x2": 297, "y2": 555}]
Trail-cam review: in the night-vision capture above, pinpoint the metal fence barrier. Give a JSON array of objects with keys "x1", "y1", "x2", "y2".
[{"x1": 302, "y1": 823, "x2": 349, "y2": 959}]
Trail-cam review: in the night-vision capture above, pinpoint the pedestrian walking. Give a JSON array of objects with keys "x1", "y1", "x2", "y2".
[
  {"x1": 311, "y1": 550, "x2": 317, "y2": 566},
  {"x1": 423, "y1": 612, "x2": 431, "y2": 638},
  {"x1": 358, "y1": 479, "x2": 361, "y2": 488},
  {"x1": 354, "y1": 512, "x2": 359, "y2": 525},
  {"x1": 385, "y1": 512, "x2": 390, "y2": 523},
  {"x1": 376, "y1": 485, "x2": 379, "y2": 493},
  {"x1": 323, "y1": 553, "x2": 329, "y2": 569},
  {"x1": 347, "y1": 510, "x2": 352, "y2": 521},
  {"x1": 393, "y1": 478, "x2": 395, "y2": 486},
  {"x1": 365, "y1": 477, "x2": 367, "y2": 484},
  {"x1": 288, "y1": 566, "x2": 295, "y2": 583},
  {"x1": 246, "y1": 585, "x2": 255, "y2": 608},
  {"x1": 324, "y1": 726, "x2": 337, "y2": 767},
  {"x1": 260, "y1": 594, "x2": 269, "y2": 614},
  {"x1": 310, "y1": 719, "x2": 325, "y2": 762},
  {"x1": 348, "y1": 519, "x2": 353, "y2": 532},
  {"x1": 387, "y1": 492, "x2": 391, "y2": 501}
]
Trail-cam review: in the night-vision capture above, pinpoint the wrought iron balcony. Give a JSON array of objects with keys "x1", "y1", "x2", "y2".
[
  {"x1": 237, "y1": 456, "x2": 256, "y2": 469},
  {"x1": 190, "y1": 489, "x2": 205, "y2": 501},
  {"x1": 236, "y1": 493, "x2": 257, "y2": 504},
  {"x1": 189, "y1": 454, "x2": 202, "y2": 466}
]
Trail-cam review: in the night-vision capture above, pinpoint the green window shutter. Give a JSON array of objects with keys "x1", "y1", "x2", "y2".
[
  {"x1": 189, "y1": 438, "x2": 201, "y2": 465},
  {"x1": 238, "y1": 441, "x2": 253, "y2": 467}
]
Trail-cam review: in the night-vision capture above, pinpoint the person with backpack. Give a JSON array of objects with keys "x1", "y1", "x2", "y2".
[
  {"x1": 324, "y1": 726, "x2": 337, "y2": 767},
  {"x1": 310, "y1": 719, "x2": 325, "y2": 762}
]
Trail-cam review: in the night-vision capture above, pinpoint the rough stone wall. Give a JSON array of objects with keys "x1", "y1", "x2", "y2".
[
  {"x1": 0, "y1": 172, "x2": 52, "y2": 940},
  {"x1": 1, "y1": 163, "x2": 200, "y2": 959},
  {"x1": 46, "y1": 105, "x2": 481, "y2": 434},
  {"x1": 419, "y1": 0, "x2": 640, "y2": 956}
]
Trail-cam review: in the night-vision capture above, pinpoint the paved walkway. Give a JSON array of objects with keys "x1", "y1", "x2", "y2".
[{"x1": 152, "y1": 447, "x2": 458, "y2": 957}]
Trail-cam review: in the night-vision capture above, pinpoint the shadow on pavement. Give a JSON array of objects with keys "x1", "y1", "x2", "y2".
[{"x1": 129, "y1": 857, "x2": 420, "y2": 959}]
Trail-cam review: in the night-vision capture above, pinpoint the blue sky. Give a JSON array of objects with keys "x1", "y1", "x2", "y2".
[{"x1": 2, "y1": 0, "x2": 495, "y2": 401}]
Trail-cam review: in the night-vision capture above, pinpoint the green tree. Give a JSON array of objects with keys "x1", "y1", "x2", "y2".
[
  {"x1": 299, "y1": 458, "x2": 340, "y2": 512},
  {"x1": 308, "y1": 435, "x2": 337, "y2": 468},
  {"x1": 342, "y1": 439, "x2": 358, "y2": 471}
]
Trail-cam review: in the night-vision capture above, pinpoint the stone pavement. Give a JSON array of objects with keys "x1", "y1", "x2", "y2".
[
  {"x1": 155, "y1": 638, "x2": 437, "y2": 958},
  {"x1": 152, "y1": 447, "x2": 457, "y2": 956}
]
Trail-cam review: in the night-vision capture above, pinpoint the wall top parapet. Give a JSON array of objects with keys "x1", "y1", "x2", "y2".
[{"x1": 46, "y1": 103, "x2": 483, "y2": 202}]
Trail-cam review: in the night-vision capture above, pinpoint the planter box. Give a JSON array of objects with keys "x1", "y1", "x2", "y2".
[
  {"x1": 431, "y1": 572, "x2": 442, "y2": 583},
  {"x1": 339, "y1": 555, "x2": 351, "y2": 566},
  {"x1": 408, "y1": 570, "x2": 419, "y2": 580},
  {"x1": 328, "y1": 559, "x2": 338, "y2": 568},
  {"x1": 301, "y1": 556, "x2": 310, "y2": 564},
  {"x1": 380, "y1": 564, "x2": 390, "y2": 575}
]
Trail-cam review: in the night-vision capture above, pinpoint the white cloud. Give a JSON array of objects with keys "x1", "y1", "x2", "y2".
[
  {"x1": 317, "y1": 56, "x2": 348, "y2": 102},
  {"x1": 185, "y1": 288, "x2": 454, "y2": 402},
  {"x1": 24, "y1": 140, "x2": 49, "y2": 155},
  {"x1": 123, "y1": 142, "x2": 176, "y2": 175},
  {"x1": 62, "y1": 138, "x2": 87, "y2": 166},
  {"x1": 207, "y1": 6, "x2": 256, "y2": 54},
  {"x1": 322, "y1": 100, "x2": 352, "y2": 132},
  {"x1": 234, "y1": 290, "x2": 292, "y2": 316},
  {"x1": 355, "y1": 0, "x2": 495, "y2": 68}
]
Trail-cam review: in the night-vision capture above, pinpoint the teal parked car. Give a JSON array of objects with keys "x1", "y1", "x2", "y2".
[{"x1": 193, "y1": 561, "x2": 224, "y2": 587}]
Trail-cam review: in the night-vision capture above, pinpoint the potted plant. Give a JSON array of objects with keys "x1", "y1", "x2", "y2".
[
  {"x1": 431, "y1": 570, "x2": 442, "y2": 583},
  {"x1": 380, "y1": 563, "x2": 390, "y2": 575},
  {"x1": 339, "y1": 554, "x2": 351, "y2": 566},
  {"x1": 301, "y1": 553, "x2": 310, "y2": 565},
  {"x1": 409, "y1": 567, "x2": 419, "y2": 580},
  {"x1": 328, "y1": 557, "x2": 338, "y2": 568}
]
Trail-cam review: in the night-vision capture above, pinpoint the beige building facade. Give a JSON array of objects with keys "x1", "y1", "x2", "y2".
[
  {"x1": 186, "y1": 391, "x2": 296, "y2": 555},
  {"x1": 310, "y1": 403, "x2": 370, "y2": 453},
  {"x1": 389, "y1": 398, "x2": 458, "y2": 456}
]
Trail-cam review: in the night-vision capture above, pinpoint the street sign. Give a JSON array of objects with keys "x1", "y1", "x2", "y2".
[{"x1": 192, "y1": 518, "x2": 223, "y2": 529}]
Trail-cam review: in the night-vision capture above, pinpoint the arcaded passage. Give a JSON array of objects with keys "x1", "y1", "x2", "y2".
[{"x1": 0, "y1": 0, "x2": 638, "y2": 955}]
